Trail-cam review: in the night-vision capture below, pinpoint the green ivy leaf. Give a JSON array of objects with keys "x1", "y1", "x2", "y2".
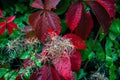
[
  {"x1": 78, "y1": 69, "x2": 86, "y2": 80},
  {"x1": 105, "y1": 38, "x2": 113, "y2": 55},
  {"x1": 110, "y1": 19, "x2": 120, "y2": 35},
  {"x1": 88, "y1": 51, "x2": 95, "y2": 61},
  {"x1": 109, "y1": 32, "x2": 116, "y2": 41},
  {"x1": 109, "y1": 64, "x2": 116, "y2": 80},
  {"x1": 20, "y1": 50, "x2": 31, "y2": 59},
  {"x1": 4, "y1": 70, "x2": 18, "y2": 80},
  {"x1": 61, "y1": 19, "x2": 68, "y2": 34},
  {"x1": 0, "y1": 68, "x2": 9, "y2": 78},
  {"x1": 35, "y1": 59, "x2": 41, "y2": 67}
]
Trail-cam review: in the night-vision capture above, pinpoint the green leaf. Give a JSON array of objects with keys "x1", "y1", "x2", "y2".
[
  {"x1": 78, "y1": 69, "x2": 86, "y2": 80},
  {"x1": 106, "y1": 56, "x2": 113, "y2": 66},
  {"x1": 96, "y1": 52, "x2": 105, "y2": 61},
  {"x1": 4, "y1": 70, "x2": 18, "y2": 80},
  {"x1": 110, "y1": 19, "x2": 120, "y2": 35},
  {"x1": 99, "y1": 31, "x2": 106, "y2": 41},
  {"x1": 60, "y1": 19, "x2": 68, "y2": 34},
  {"x1": 88, "y1": 51, "x2": 95, "y2": 61},
  {"x1": 20, "y1": 50, "x2": 31, "y2": 59},
  {"x1": 35, "y1": 59, "x2": 41, "y2": 67},
  {"x1": 9, "y1": 30, "x2": 21, "y2": 39},
  {"x1": 105, "y1": 38, "x2": 113, "y2": 55},
  {"x1": 109, "y1": 64, "x2": 116, "y2": 80},
  {"x1": 9, "y1": 72, "x2": 18, "y2": 80},
  {"x1": 0, "y1": 68, "x2": 9, "y2": 78},
  {"x1": 55, "y1": 0, "x2": 71, "y2": 15},
  {"x1": 24, "y1": 68, "x2": 30, "y2": 80},
  {"x1": 109, "y1": 32, "x2": 116, "y2": 41}
]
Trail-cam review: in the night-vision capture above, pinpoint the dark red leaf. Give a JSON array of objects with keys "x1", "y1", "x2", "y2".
[
  {"x1": 64, "y1": 34, "x2": 86, "y2": 50},
  {"x1": 16, "y1": 74, "x2": 24, "y2": 80},
  {"x1": 74, "y1": 11, "x2": 93, "y2": 40},
  {"x1": 29, "y1": 11, "x2": 42, "y2": 29},
  {"x1": 52, "y1": 54, "x2": 73, "y2": 80},
  {"x1": 6, "y1": 16, "x2": 16, "y2": 23},
  {"x1": 87, "y1": 1, "x2": 112, "y2": 33},
  {"x1": 7, "y1": 22, "x2": 18, "y2": 34},
  {"x1": 45, "y1": 11, "x2": 61, "y2": 34},
  {"x1": 34, "y1": 13, "x2": 49, "y2": 42},
  {"x1": 70, "y1": 51, "x2": 82, "y2": 71},
  {"x1": 0, "y1": 9, "x2": 2, "y2": 15},
  {"x1": 30, "y1": 0, "x2": 43, "y2": 9},
  {"x1": 66, "y1": 2, "x2": 83, "y2": 31},
  {"x1": 0, "y1": 9, "x2": 4, "y2": 18},
  {"x1": 44, "y1": 0, "x2": 60, "y2": 10},
  {"x1": 0, "y1": 22, "x2": 6, "y2": 35},
  {"x1": 30, "y1": 65, "x2": 61, "y2": 80},
  {"x1": 29, "y1": 11, "x2": 61, "y2": 42},
  {"x1": 96, "y1": 0, "x2": 116, "y2": 18}
]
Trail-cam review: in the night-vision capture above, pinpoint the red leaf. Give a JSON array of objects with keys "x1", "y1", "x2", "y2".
[
  {"x1": 29, "y1": 11, "x2": 42, "y2": 29},
  {"x1": 70, "y1": 51, "x2": 82, "y2": 71},
  {"x1": 0, "y1": 9, "x2": 4, "y2": 18},
  {"x1": 16, "y1": 74, "x2": 24, "y2": 80},
  {"x1": 34, "y1": 13, "x2": 49, "y2": 42},
  {"x1": 0, "y1": 9, "x2": 2, "y2": 15},
  {"x1": 52, "y1": 54, "x2": 73, "y2": 80},
  {"x1": 29, "y1": 11, "x2": 61, "y2": 42},
  {"x1": 64, "y1": 34, "x2": 86, "y2": 50},
  {"x1": 30, "y1": 65, "x2": 61, "y2": 80},
  {"x1": 74, "y1": 11, "x2": 93, "y2": 40},
  {"x1": 87, "y1": 1, "x2": 112, "y2": 33},
  {"x1": 7, "y1": 22, "x2": 18, "y2": 34},
  {"x1": 6, "y1": 16, "x2": 16, "y2": 23},
  {"x1": 0, "y1": 22, "x2": 6, "y2": 35},
  {"x1": 66, "y1": 2, "x2": 83, "y2": 31},
  {"x1": 96, "y1": 0, "x2": 116, "y2": 18},
  {"x1": 44, "y1": 0, "x2": 60, "y2": 10},
  {"x1": 45, "y1": 11, "x2": 61, "y2": 34},
  {"x1": 30, "y1": 0, "x2": 43, "y2": 9}
]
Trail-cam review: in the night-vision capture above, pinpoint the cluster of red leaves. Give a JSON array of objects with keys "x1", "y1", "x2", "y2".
[
  {"x1": 0, "y1": 10, "x2": 18, "y2": 35},
  {"x1": 29, "y1": 0, "x2": 61, "y2": 42},
  {"x1": 66, "y1": 0, "x2": 116, "y2": 40},
  {"x1": 30, "y1": 29, "x2": 86, "y2": 80},
  {"x1": 28, "y1": 0, "x2": 116, "y2": 80}
]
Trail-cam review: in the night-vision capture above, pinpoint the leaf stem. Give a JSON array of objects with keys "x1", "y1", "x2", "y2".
[{"x1": 92, "y1": 27, "x2": 101, "y2": 49}]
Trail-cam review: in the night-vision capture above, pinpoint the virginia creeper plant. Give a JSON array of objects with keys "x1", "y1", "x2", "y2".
[{"x1": 0, "y1": 0, "x2": 118, "y2": 80}]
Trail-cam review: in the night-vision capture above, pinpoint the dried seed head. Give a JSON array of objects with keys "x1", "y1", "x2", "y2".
[{"x1": 41, "y1": 35, "x2": 75, "y2": 61}]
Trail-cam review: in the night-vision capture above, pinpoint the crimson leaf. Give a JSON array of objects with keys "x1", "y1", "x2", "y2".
[
  {"x1": 7, "y1": 22, "x2": 18, "y2": 34},
  {"x1": 64, "y1": 34, "x2": 86, "y2": 50},
  {"x1": 29, "y1": 11, "x2": 61, "y2": 42},
  {"x1": 87, "y1": 1, "x2": 112, "y2": 33},
  {"x1": 0, "y1": 22, "x2": 6, "y2": 35},
  {"x1": 96, "y1": 0, "x2": 116, "y2": 18},
  {"x1": 30, "y1": 65, "x2": 61, "y2": 80},
  {"x1": 30, "y1": 0, "x2": 43, "y2": 9},
  {"x1": 74, "y1": 11, "x2": 93, "y2": 40},
  {"x1": 6, "y1": 16, "x2": 16, "y2": 23},
  {"x1": 52, "y1": 54, "x2": 73, "y2": 80},
  {"x1": 44, "y1": 0, "x2": 60, "y2": 10},
  {"x1": 66, "y1": 2, "x2": 83, "y2": 31},
  {"x1": 70, "y1": 51, "x2": 82, "y2": 71}
]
